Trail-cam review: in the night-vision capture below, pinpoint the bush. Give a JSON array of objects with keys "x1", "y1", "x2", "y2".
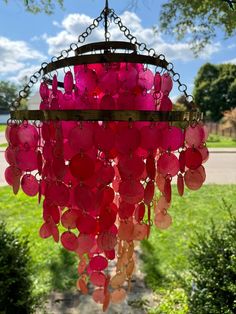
[
  {"x1": 0, "y1": 221, "x2": 36, "y2": 314},
  {"x1": 207, "y1": 133, "x2": 221, "y2": 143},
  {"x1": 188, "y1": 213, "x2": 236, "y2": 314}
]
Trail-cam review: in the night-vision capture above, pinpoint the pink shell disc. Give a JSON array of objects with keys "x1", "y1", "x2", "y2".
[
  {"x1": 118, "y1": 155, "x2": 145, "y2": 180},
  {"x1": 116, "y1": 126, "x2": 140, "y2": 154},
  {"x1": 77, "y1": 234, "x2": 95, "y2": 255},
  {"x1": 185, "y1": 124, "x2": 205, "y2": 148},
  {"x1": 98, "y1": 71, "x2": 119, "y2": 95},
  {"x1": 159, "y1": 95, "x2": 173, "y2": 111},
  {"x1": 140, "y1": 125, "x2": 161, "y2": 151},
  {"x1": 90, "y1": 272, "x2": 106, "y2": 287},
  {"x1": 61, "y1": 209, "x2": 81, "y2": 229},
  {"x1": 157, "y1": 153, "x2": 179, "y2": 177},
  {"x1": 118, "y1": 220, "x2": 134, "y2": 241},
  {"x1": 5, "y1": 146, "x2": 16, "y2": 165},
  {"x1": 119, "y1": 179, "x2": 144, "y2": 204},
  {"x1": 161, "y1": 73, "x2": 173, "y2": 95},
  {"x1": 185, "y1": 148, "x2": 203, "y2": 170},
  {"x1": 17, "y1": 124, "x2": 39, "y2": 148},
  {"x1": 46, "y1": 182, "x2": 70, "y2": 207},
  {"x1": 16, "y1": 150, "x2": 38, "y2": 171},
  {"x1": 100, "y1": 95, "x2": 116, "y2": 110},
  {"x1": 184, "y1": 171, "x2": 202, "y2": 190},
  {"x1": 89, "y1": 256, "x2": 108, "y2": 272},
  {"x1": 119, "y1": 67, "x2": 137, "y2": 90},
  {"x1": 69, "y1": 154, "x2": 95, "y2": 180},
  {"x1": 68, "y1": 124, "x2": 94, "y2": 152},
  {"x1": 5, "y1": 166, "x2": 22, "y2": 186},
  {"x1": 43, "y1": 202, "x2": 61, "y2": 225},
  {"x1": 154, "y1": 72, "x2": 162, "y2": 92},
  {"x1": 8, "y1": 124, "x2": 19, "y2": 146},
  {"x1": 184, "y1": 168, "x2": 205, "y2": 190},
  {"x1": 73, "y1": 184, "x2": 95, "y2": 212},
  {"x1": 118, "y1": 202, "x2": 135, "y2": 219},
  {"x1": 137, "y1": 68, "x2": 154, "y2": 90},
  {"x1": 97, "y1": 232, "x2": 117, "y2": 251},
  {"x1": 76, "y1": 214, "x2": 97, "y2": 234},
  {"x1": 61, "y1": 231, "x2": 78, "y2": 251},
  {"x1": 92, "y1": 289, "x2": 105, "y2": 304},
  {"x1": 94, "y1": 124, "x2": 115, "y2": 152},
  {"x1": 21, "y1": 174, "x2": 39, "y2": 197},
  {"x1": 99, "y1": 204, "x2": 117, "y2": 232},
  {"x1": 75, "y1": 68, "x2": 97, "y2": 94},
  {"x1": 161, "y1": 127, "x2": 184, "y2": 151}
]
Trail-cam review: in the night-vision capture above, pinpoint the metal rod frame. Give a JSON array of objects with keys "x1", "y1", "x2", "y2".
[{"x1": 10, "y1": 110, "x2": 203, "y2": 122}]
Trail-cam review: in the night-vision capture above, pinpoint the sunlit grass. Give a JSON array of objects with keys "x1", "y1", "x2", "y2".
[
  {"x1": 141, "y1": 185, "x2": 236, "y2": 291},
  {"x1": 0, "y1": 187, "x2": 77, "y2": 298}
]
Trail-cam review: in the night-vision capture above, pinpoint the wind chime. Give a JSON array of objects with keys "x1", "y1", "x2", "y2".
[{"x1": 5, "y1": 0, "x2": 209, "y2": 311}]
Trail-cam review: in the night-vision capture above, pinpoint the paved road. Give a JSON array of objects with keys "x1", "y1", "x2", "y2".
[
  {"x1": 0, "y1": 130, "x2": 6, "y2": 144},
  {"x1": 204, "y1": 148, "x2": 236, "y2": 184},
  {"x1": 1, "y1": 148, "x2": 236, "y2": 186}
]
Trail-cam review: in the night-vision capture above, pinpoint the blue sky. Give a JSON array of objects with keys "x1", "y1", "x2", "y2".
[{"x1": 0, "y1": 0, "x2": 236, "y2": 98}]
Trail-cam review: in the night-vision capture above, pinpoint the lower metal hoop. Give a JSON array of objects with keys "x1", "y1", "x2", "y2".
[{"x1": 10, "y1": 110, "x2": 203, "y2": 122}]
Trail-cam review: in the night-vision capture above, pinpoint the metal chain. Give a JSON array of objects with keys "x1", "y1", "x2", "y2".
[
  {"x1": 110, "y1": 10, "x2": 196, "y2": 109},
  {"x1": 10, "y1": 11, "x2": 105, "y2": 111},
  {"x1": 11, "y1": 6, "x2": 196, "y2": 112}
]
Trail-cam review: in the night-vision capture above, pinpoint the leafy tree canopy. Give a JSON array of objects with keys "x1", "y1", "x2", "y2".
[
  {"x1": 159, "y1": 0, "x2": 236, "y2": 54},
  {"x1": 193, "y1": 63, "x2": 236, "y2": 121}
]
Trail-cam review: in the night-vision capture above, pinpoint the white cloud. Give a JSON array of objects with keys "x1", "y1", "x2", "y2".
[
  {"x1": 44, "y1": 11, "x2": 221, "y2": 62},
  {"x1": 9, "y1": 65, "x2": 40, "y2": 83},
  {"x1": 223, "y1": 58, "x2": 236, "y2": 64},
  {"x1": 0, "y1": 36, "x2": 45, "y2": 77},
  {"x1": 227, "y1": 43, "x2": 236, "y2": 49},
  {"x1": 52, "y1": 20, "x2": 61, "y2": 28}
]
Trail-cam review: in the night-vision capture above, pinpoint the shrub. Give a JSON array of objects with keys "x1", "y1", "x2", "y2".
[
  {"x1": 188, "y1": 213, "x2": 236, "y2": 314},
  {"x1": 0, "y1": 221, "x2": 36, "y2": 314},
  {"x1": 207, "y1": 133, "x2": 221, "y2": 143}
]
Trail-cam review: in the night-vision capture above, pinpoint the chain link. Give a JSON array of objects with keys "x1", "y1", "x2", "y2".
[{"x1": 110, "y1": 10, "x2": 195, "y2": 108}]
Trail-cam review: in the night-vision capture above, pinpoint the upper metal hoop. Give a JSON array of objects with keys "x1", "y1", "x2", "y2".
[{"x1": 42, "y1": 51, "x2": 168, "y2": 75}]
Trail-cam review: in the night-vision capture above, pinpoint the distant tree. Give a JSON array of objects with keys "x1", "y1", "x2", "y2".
[
  {"x1": 0, "y1": 81, "x2": 18, "y2": 112},
  {"x1": 193, "y1": 63, "x2": 236, "y2": 121},
  {"x1": 0, "y1": 80, "x2": 30, "y2": 112}
]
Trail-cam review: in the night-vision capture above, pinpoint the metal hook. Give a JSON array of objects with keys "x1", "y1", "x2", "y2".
[{"x1": 104, "y1": 0, "x2": 110, "y2": 42}]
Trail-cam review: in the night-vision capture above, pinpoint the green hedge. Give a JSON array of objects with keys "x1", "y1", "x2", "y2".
[
  {"x1": 188, "y1": 213, "x2": 236, "y2": 313},
  {"x1": 0, "y1": 222, "x2": 37, "y2": 314}
]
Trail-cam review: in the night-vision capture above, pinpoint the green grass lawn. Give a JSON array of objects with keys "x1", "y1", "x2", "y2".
[
  {"x1": 0, "y1": 187, "x2": 78, "y2": 299},
  {"x1": 206, "y1": 134, "x2": 236, "y2": 148},
  {"x1": 0, "y1": 124, "x2": 6, "y2": 132},
  {"x1": 0, "y1": 185, "x2": 236, "y2": 312}
]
